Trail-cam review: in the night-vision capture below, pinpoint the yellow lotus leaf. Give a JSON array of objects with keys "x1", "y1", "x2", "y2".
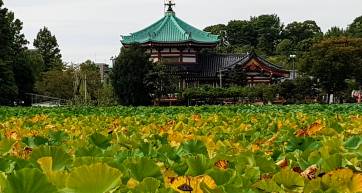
[
  {"x1": 239, "y1": 123, "x2": 251, "y2": 131},
  {"x1": 265, "y1": 135, "x2": 278, "y2": 146},
  {"x1": 277, "y1": 120, "x2": 283, "y2": 129},
  {"x1": 197, "y1": 136, "x2": 217, "y2": 158},
  {"x1": 350, "y1": 174, "x2": 362, "y2": 192},
  {"x1": 306, "y1": 120, "x2": 323, "y2": 136},
  {"x1": 5, "y1": 130, "x2": 20, "y2": 141},
  {"x1": 168, "y1": 175, "x2": 216, "y2": 193},
  {"x1": 192, "y1": 114, "x2": 201, "y2": 122},
  {"x1": 31, "y1": 114, "x2": 48, "y2": 123},
  {"x1": 37, "y1": 157, "x2": 68, "y2": 189},
  {"x1": 127, "y1": 178, "x2": 139, "y2": 189},
  {"x1": 321, "y1": 168, "x2": 362, "y2": 192},
  {"x1": 45, "y1": 124, "x2": 56, "y2": 130},
  {"x1": 168, "y1": 131, "x2": 194, "y2": 146},
  {"x1": 251, "y1": 144, "x2": 260, "y2": 152},
  {"x1": 163, "y1": 169, "x2": 178, "y2": 186}
]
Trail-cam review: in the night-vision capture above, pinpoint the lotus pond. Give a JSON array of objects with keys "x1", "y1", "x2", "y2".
[{"x1": 0, "y1": 105, "x2": 361, "y2": 193}]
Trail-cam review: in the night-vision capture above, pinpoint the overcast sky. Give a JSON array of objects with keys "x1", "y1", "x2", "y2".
[{"x1": 4, "y1": 0, "x2": 362, "y2": 64}]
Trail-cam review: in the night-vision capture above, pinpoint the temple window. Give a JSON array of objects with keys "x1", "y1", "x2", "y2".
[{"x1": 161, "y1": 56, "x2": 180, "y2": 63}]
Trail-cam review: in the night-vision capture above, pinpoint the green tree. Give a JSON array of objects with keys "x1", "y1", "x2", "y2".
[
  {"x1": 33, "y1": 27, "x2": 63, "y2": 71},
  {"x1": 224, "y1": 65, "x2": 247, "y2": 87},
  {"x1": 226, "y1": 20, "x2": 257, "y2": 47},
  {"x1": 282, "y1": 20, "x2": 322, "y2": 43},
  {"x1": 251, "y1": 14, "x2": 283, "y2": 55},
  {"x1": 325, "y1": 26, "x2": 346, "y2": 37},
  {"x1": 0, "y1": 0, "x2": 31, "y2": 105},
  {"x1": 35, "y1": 68, "x2": 75, "y2": 100},
  {"x1": 95, "y1": 84, "x2": 117, "y2": 106},
  {"x1": 347, "y1": 16, "x2": 362, "y2": 37},
  {"x1": 13, "y1": 50, "x2": 44, "y2": 105},
  {"x1": 0, "y1": 59, "x2": 18, "y2": 105},
  {"x1": 300, "y1": 37, "x2": 362, "y2": 100},
  {"x1": 111, "y1": 45, "x2": 153, "y2": 106},
  {"x1": 204, "y1": 24, "x2": 227, "y2": 37},
  {"x1": 204, "y1": 24, "x2": 230, "y2": 53},
  {"x1": 276, "y1": 39, "x2": 294, "y2": 55},
  {"x1": 145, "y1": 62, "x2": 178, "y2": 103},
  {"x1": 73, "y1": 60, "x2": 102, "y2": 102},
  {"x1": 0, "y1": 2, "x2": 27, "y2": 60}
]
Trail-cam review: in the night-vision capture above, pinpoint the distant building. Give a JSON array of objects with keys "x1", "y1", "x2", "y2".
[
  {"x1": 121, "y1": 1, "x2": 289, "y2": 88},
  {"x1": 96, "y1": 63, "x2": 110, "y2": 83}
]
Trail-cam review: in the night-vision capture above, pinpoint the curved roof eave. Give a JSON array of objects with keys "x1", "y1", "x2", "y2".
[
  {"x1": 121, "y1": 39, "x2": 220, "y2": 45},
  {"x1": 121, "y1": 11, "x2": 220, "y2": 45}
]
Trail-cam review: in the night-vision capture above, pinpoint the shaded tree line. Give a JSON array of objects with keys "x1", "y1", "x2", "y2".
[
  {"x1": 202, "y1": 14, "x2": 362, "y2": 103},
  {"x1": 0, "y1": 1, "x2": 115, "y2": 106},
  {"x1": 0, "y1": 0, "x2": 63, "y2": 105}
]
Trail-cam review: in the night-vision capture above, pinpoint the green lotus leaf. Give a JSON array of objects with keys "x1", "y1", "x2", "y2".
[
  {"x1": 4, "y1": 168, "x2": 58, "y2": 193},
  {"x1": 75, "y1": 145, "x2": 104, "y2": 157},
  {"x1": 157, "y1": 144, "x2": 180, "y2": 162},
  {"x1": 37, "y1": 157, "x2": 68, "y2": 189},
  {"x1": 89, "y1": 133, "x2": 111, "y2": 149},
  {"x1": 22, "y1": 136, "x2": 49, "y2": 147},
  {"x1": 123, "y1": 157, "x2": 162, "y2": 181},
  {"x1": 67, "y1": 163, "x2": 122, "y2": 193},
  {"x1": 304, "y1": 178, "x2": 321, "y2": 193},
  {"x1": 243, "y1": 167, "x2": 261, "y2": 185},
  {"x1": 30, "y1": 146, "x2": 72, "y2": 171},
  {"x1": 253, "y1": 179, "x2": 283, "y2": 192},
  {"x1": 344, "y1": 136, "x2": 362, "y2": 150},
  {"x1": 273, "y1": 168, "x2": 304, "y2": 189},
  {"x1": 255, "y1": 156, "x2": 276, "y2": 173},
  {"x1": 185, "y1": 154, "x2": 212, "y2": 176},
  {"x1": 0, "y1": 138, "x2": 15, "y2": 156},
  {"x1": 48, "y1": 131, "x2": 69, "y2": 146},
  {"x1": 132, "y1": 177, "x2": 160, "y2": 193},
  {"x1": 0, "y1": 157, "x2": 15, "y2": 173},
  {"x1": 170, "y1": 160, "x2": 188, "y2": 176},
  {"x1": 73, "y1": 156, "x2": 114, "y2": 167},
  {"x1": 234, "y1": 152, "x2": 256, "y2": 171},
  {"x1": 178, "y1": 140, "x2": 208, "y2": 156},
  {"x1": 321, "y1": 153, "x2": 342, "y2": 172},
  {"x1": 0, "y1": 172, "x2": 7, "y2": 192},
  {"x1": 206, "y1": 168, "x2": 234, "y2": 186},
  {"x1": 200, "y1": 181, "x2": 225, "y2": 193}
]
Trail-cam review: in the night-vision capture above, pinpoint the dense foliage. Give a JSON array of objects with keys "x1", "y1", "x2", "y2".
[
  {"x1": 33, "y1": 27, "x2": 63, "y2": 71},
  {"x1": 0, "y1": 105, "x2": 361, "y2": 192},
  {"x1": 0, "y1": 1, "x2": 64, "y2": 106},
  {"x1": 112, "y1": 46, "x2": 153, "y2": 106}
]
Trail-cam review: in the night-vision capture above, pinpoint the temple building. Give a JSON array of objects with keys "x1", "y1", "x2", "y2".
[{"x1": 121, "y1": 1, "x2": 290, "y2": 88}]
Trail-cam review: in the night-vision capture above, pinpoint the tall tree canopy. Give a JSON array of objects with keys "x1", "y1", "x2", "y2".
[
  {"x1": 325, "y1": 26, "x2": 346, "y2": 38},
  {"x1": 35, "y1": 68, "x2": 75, "y2": 100},
  {"x1": 282, "y1": 20, "x2": 322, "y2": 43},
  {"x1": 226, "y1": 20, "x2": 257, "y2": 47},
  {"x1": 74, "y1": 60, "x2": 102, "y2": 101},
  {"x1": 111, "y1": 46, "x2": 153, "y2": 106},
  {"x1": 13, "y1": 50, "x2": 44, "y2": 105},
  {"x1": 251, "y1": 14, "x2": 283, "y2": 55},
  {"x1": 33, "y1": 27, "x2": 63, "y2": 71},
  {"x1": 300, "y1": 37, "x2": 362, "y2": 96},
  {"x1": 0, "y1": 59, "x2": 18, "y2": 105},
  {"x1": 0, "y1": 0, "x2": 41, "y2": 105},
  {"x1": 347, "y1": 16, "x2": 362, "y2": 37}
]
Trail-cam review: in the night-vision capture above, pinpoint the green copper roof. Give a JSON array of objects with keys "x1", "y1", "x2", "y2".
[{"x1": 121, "y1": 11, "x2": 220, "y2": 45}]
